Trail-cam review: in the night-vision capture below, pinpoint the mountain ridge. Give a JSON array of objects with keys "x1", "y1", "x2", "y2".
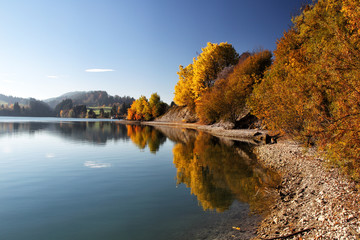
[{"x1": 0, "y1": 90, "x2": 135, "y2": 109}]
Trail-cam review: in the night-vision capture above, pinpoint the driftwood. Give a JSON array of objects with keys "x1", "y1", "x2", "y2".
[
  {"x1": 260, "y1": 227, "x2": 315, "y2": 240},
  {"x1": 253, "y1": 132, "x2": 281, "y2": 144}
]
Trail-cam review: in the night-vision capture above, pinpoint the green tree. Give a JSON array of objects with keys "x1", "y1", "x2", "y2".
[
  {"x1": 99, "y1": 108, "x2": 105, "y2": 118},
  {"x1": 54, "y1": 99, "x2": 73, "y2": 117},
  {"x1": 87, "y1": 109, "x2": 96, "y2": 118},
  {"x1": 149, "y1": 92, "x2": 167, "y2": 118},
  {"x1": 111, "y1": 105, "x2": 117, "y2": 117},
  {"x1": 13, "y1": 102, "x2": 21, "y2": 115}
]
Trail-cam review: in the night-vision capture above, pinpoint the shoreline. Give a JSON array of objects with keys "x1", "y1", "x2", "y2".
[
  {"x1": 254, "y1": 141, "x2": 360, "y2": 239},
  {"x1": 136, "y1": 120, "x2": 267, "y2": 144},
  {"x1": 127, "y1": 120, "x2": 360, "y2": 239}
]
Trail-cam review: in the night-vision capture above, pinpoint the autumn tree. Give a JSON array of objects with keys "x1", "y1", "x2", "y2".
[
  {"x1": 174, "y1": 42, "x2": 239, "y2": 110},
  {"x1": 174, "y1": 64, "x2": 195, "y2": 109},
  {"x1": 127, "y1": 93, "x2": 167, "y2": 121},
  {"x1": 249, "y1": 0, "x2": 360, "y2": 181},
  {"x1": 196, "y1": 50, "x2": 272, "y2": 124},
  {"x1": 149, "y1": 92, "x2": 167, "y2": 118}
]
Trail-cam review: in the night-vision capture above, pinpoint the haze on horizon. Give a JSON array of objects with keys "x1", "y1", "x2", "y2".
[{"x1": 0, "y1": 0, "x2": 309, "y2": 104}]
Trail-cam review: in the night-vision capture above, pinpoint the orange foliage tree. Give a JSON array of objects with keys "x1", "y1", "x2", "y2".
[
  {"x1": 196, "y1": 50, "x2": 272, "y2": 124},
  {"x1": 127, "y1": 93, "x2": 167, "y2": 121},
  {"x1": 250, "y1": 0, "x2": 360, "y2": 182}
]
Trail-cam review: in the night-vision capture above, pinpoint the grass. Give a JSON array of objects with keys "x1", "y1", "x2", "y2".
[{"x1": 87, "y1": 106, "x2": 112, "y2": 115}]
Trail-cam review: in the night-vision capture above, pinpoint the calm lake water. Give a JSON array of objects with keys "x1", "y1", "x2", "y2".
[{"x1": 0, "y1": 117, "x2": 279, "y2": 240}]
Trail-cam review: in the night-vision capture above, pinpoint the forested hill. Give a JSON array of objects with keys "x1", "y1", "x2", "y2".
[
  {"x1": 44, "y1": 91, "x2": 134, "y2": 108},
  {"x1": 0, "y1": 94, "x2": 29, "y2": 106}
]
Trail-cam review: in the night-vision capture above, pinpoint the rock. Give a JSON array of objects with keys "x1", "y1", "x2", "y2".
[
  {"x1": 155, "y1": 106, "x2": 198, "y2": 123},
  {"x1": 212, "y1": 120, "x2": 235, "y2": 130},
  {"x1": 253, "y1": 141, "x2": 360, "y2": 240}
]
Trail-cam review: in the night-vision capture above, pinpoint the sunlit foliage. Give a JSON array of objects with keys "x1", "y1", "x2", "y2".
[
  {"x1": 174, "y1": 42, "x2": 239, "y2": 109},
  {"x1": 127, "y1": 93, "x2": 167, "y2": 121},
  {"x1": 196, "y1": 50, "x2": 272, "y2": 123},
  {"x1": 250, "y1": 0, "x2": 360, "y2": 181}
]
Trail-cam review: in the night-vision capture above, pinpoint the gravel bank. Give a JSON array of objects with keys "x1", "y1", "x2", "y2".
[
  {"x1": 253, "y1": 141, "x2": 360, "y2": 240},
  {"x1": 122, "y1": 120, "x2": 360, "y2": 239}
]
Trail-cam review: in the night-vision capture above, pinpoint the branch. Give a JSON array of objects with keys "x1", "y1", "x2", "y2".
[{"x1": 260, "y1": 227, "x2": 315, "y2": 240}]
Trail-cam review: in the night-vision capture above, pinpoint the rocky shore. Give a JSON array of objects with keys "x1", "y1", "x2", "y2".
[
  {"x1": 123, "y1": 120, "x2": 360, "y2": 239},
  {"x1": 253, "y1": 141, "x2": 360, "y2": 240}
]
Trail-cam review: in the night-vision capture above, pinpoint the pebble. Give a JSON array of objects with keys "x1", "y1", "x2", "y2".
[{"x1": 253, "y1": 141, "x2": 360, "y2": 240}]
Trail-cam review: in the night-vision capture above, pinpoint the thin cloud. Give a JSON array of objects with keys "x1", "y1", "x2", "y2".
[
  {"x1": 46, "y1": 153, "x2": 55, "y2": 158},
  {"x1": 47, "y1": 75, "x2": 59, "y2": 79},
  {"x1": 85, "y1": 68, "x2": 115, "y2": 73}
]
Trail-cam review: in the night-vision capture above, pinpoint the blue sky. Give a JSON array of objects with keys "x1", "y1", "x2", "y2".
[{"x1": 0, "y1": 0, "x2": 308, "y2": 104}]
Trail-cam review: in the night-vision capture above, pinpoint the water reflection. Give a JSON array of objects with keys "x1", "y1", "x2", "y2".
[
  {"x1": 56, "y1": 121, "x2": 129, "y2": 144},
  {"x1": 0, "y1": 119, "x2": 280, "y2": 214},
  {"x1": 170, "y1": 130, "x2": 280, "y2": 213},
  {"x1": 0, "y1": 121, "x2": 129, "y2": 144},
  {"x1": 126, "y1": 125, "x2": 167, "y2": 153}
]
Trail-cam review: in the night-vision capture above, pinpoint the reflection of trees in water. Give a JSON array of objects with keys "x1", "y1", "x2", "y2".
[
  {"x1": 173, "y1": 132, "x2": 280, "y2": 213},
  {"x1": 0, "y1": 121, "x2": 129, "y2": 144},
  {"x1": 56, "y1": 122, "x2": 129, "y2": 144},
  {"x1": 1, "y1": 121, "x2": 279, "y2": 212},
  {"x1": 0, "y1": 122, "x2": 167, "y2": 151},
  {"x1": 126, "y1": 125, "x2": 166, "y2": 153},
  {"x1": 0, "y1": 122, "x2": 54, "y2": 136}
]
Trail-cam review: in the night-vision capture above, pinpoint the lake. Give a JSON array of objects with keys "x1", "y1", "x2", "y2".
[{"x1": 0, "y1": 117, "x2": 279, "y2": 240}]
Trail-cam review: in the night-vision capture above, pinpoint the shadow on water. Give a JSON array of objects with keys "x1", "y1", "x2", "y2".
[{"x1": 0, "y1": 120, "x2": 280, "y2": 214}]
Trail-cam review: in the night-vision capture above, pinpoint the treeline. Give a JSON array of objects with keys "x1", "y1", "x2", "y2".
[
  {"x1": 127, "y1": 93, "x2": 168, "y2": 121},
  {"x1": 53, "y1": 98, "x2": 131, "y2": 119},
  {"x1": 0, "y1": 96, "x2": 133, "y2": 119},
  {"x1": 0, "y1": 99, "x2": 52, "y2": 117},
  {"x1": 172, "y1": 0, "x2": 360, "y2": 182}
]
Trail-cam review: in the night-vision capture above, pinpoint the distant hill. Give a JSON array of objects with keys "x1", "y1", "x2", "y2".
[
  {"x1": 44, "y1": 91, "x2": 135, "y2": 108},
  {"x1": 0, "y1": 94, "x2": 29, "y2": 106}
]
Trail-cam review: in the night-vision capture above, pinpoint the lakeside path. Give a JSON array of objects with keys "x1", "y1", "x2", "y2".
[{"x1": 120, "y1": 120, "x2": 360, "y2": 239}]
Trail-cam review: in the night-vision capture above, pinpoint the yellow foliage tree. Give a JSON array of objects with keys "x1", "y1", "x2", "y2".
[
  {"x1": 250, "y1": 0, "x2": 360, "y2": 182},
  {"x1": 174, "y1": 42, "x2": 239, "y2": 109},
  {"x1": 127, "y1": 93, "x2": 167, "y2": 121}
]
